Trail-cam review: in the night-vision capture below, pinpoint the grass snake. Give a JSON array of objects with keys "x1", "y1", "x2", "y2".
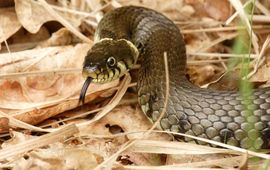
[{"x1": 79, "y1": 6, "x2": 270, "y2": 149}]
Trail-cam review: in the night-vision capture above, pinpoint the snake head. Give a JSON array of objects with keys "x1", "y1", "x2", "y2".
[
  {"x1": 82, "y1": 38, "x2": 139, "y2": 83},
  {"x1": 79, "y1": 38, "x2": 139, "y2": 105}
]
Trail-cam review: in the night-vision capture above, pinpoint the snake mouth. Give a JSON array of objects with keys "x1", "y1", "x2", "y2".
[{"x1": 82, "y1": 66, "x2": 98, "y2": 79}]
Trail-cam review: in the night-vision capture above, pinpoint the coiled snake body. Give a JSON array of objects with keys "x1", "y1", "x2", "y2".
[{"x1": 80, "y1": 6, "x2": 270, "y2": 149}]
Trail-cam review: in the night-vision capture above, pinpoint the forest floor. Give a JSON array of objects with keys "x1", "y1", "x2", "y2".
[{"x1": 0, "y1": 0, "x2": 270, "y2": 169}]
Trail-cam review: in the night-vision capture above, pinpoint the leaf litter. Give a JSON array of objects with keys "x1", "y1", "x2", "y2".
[{"x1": 0, "y1": 0, "x2": 270, "y2": 169}]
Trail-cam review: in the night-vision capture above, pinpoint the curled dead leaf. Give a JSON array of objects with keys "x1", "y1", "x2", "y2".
[
  {"x1": 0, "y1": 7, "x2": 21, "y2": 44},
  {"x1": 39, "y1": 28, "x2": 75, "y2": 47},
  {"x1": 14, "y1": 0, "x2": 55, "y2": 33}
]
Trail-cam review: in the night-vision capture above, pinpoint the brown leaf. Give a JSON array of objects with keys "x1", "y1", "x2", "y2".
[
  {"x1": 11, "y1": 26, "x2": 50, "y2": 45},
  {"x1": 204, "y1": 0, "x2": 231, "y2": 21},
  {"x1": 250, "y1": 65, "x2": 270, "y2": 86},
  {"x1": 0, "y1": 117, "x2": 10, "y2": 132},
  {"x1": 80, "y1": 105, "x2": 171, "y2": 141},
  {"x1": 118, "y1": 0, "x2": 191, "y2": 20},
  {"x1": 0, "y1": 43, "x2": 118, "y2": 125},
  {"x1": 6, "y1": 140, "x2": 99, "y2": 169},
  {"x1": 0, "y1": 44, "x2": 89, "y2": 108},
  {"x1": 14, "y1": 0, "x2": 55, "y2": 33},
  {"x1": 39, "y1": 28, "x2": 75, "y2": 47},
  {"x1": 185, "y1": 0, "x2": 232, "y2": 21},
  {"x1": 0, "y1": 7, "x2": 21, "y2": 45},
  {"x1": 250, "y1": 64, "x2": 270, "y2": 84},
  {"x1": 187, "y1": 64, "x2": 224, "y2": 86}
]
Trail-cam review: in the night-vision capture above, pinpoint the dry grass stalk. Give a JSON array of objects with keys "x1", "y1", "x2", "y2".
[
  {"x1": 162, "y1": 131, "x2": 270, "y2": 159},
  {"x1": 228, "y1": 0, "x2": 259, "y2": 54},
  {"x1": 0, "y1": 111, "x2": 52, "y2": 132},
  {"x1": 247, "y1": 35, "x2": 270, "y2": 78},
  {"x1": 182, "y1": 25, "x2": 270, "y2": 34},
  {"x1": 0, "y1": 68, "x2": 81, "y2": 79},
  {"x1": 0, "y1": 124, "x2": 78, "y2": 160}
]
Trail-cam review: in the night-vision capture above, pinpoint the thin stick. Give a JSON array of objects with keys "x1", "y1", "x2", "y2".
[
  {"x1": 252, "y1": 15, "x2": 270, "y2": 22},
  {"x1": 164, "y1": 131, "x2": 270, "y2": 159},
  {"x1": 0, "y1": 68, "x2": 81, "y2": 79},
  {"x1": 187, "y1": 52, "x2": 257, "y2": 58},
  {"x1": 85, "y1": 128, "x2": 270, "y2": 159},
  {"x1": 228, "y1": 0, "x2": 259, "y2": 54},
  {"x1": 225, "y1": 1, "x2": 251, "y2": 25},
  {"x1": 255, "y1": 1, "x2": 270, "y2": 16},
  {"x1": 0, "y1": 111, "x2": 53, "y2": 133},
  {"x1": 124, "y1": 156, "x2": 243, "y2": 169},
  {"x1": 0, "y1": 124, "x2": 78, "y2": 161},
  {"x1": 182, "y1": 25, "x2": 270, "y2": 34}
]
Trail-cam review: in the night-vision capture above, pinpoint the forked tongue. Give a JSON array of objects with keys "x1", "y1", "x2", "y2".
[{"x1": 79, "y1": 77, "x2": 93, "y2": 105}]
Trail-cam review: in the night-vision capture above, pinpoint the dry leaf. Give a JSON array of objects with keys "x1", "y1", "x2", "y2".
[
  {"x1": 204, "y1": 0, "x2": 231, "y2": 21},
  {"x1": 18, "y1": 147, "x2": 99, "y2": 170},
  {"x1": 80, "y1": 106, "x2": 170, "y2": 141},
  {"x1": 39, "y1": 28, "x2": 75, "y2": 47},
  {"x1": 14, "y1": 0, "x2": 55, "y2": 33},
  {"x1": 117, "y1": 0, "x2": 191, "y2": 20},
  {"x1": 250, "y1": 64, "x2": 270, "y2": 84},
  {"x1": 1, "y1": 131, "x2": 34, "y2": 161},
  {"x1": 0, "y1": 7, "x2": 21, "y2": 45},
  {"x1": 187, "y1": 65, "x2": 224, "y2": 86},
  {"x1": 185, "y1": 0, "x2": 232, "y2": 21},
  {"x1": 2, "y1": 131, "x2": 34, "y2": 148},
  {"x1": 260, "y1": 0, "x2": 270, "y2": 9},
  {"x1": 0, "y1": 44, "x2": 89, "y2": 108},
  {"x1": 10, "y1": 26, "x2": 50, "y2": 45},
  {"x1": 0, "y1": 117, "x2": 9, "y2": 131},
  {"x1": 0, "y1": 43, "x2": 119, "y2": 125},
  {"x1": 0, "y1": 0, "x2": 270, "y2": 169}
]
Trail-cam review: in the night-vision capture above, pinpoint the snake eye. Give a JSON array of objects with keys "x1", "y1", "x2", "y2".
[{"x1": 107, "y1": 56, "x2": 116, "y2": 67}]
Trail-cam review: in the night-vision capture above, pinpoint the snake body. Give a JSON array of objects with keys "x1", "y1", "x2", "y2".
[{"x1": 81, "y1": 6, "x2": 270, "y2": 149}]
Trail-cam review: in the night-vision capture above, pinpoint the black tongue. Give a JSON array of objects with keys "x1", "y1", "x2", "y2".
[{"x1": 79, "y1": 77, "x2": 93, "y2": 105}]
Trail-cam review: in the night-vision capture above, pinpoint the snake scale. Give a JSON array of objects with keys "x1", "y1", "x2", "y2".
[{"x1": 80, "y1": 6, "x2": 270, "y2": 149}]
